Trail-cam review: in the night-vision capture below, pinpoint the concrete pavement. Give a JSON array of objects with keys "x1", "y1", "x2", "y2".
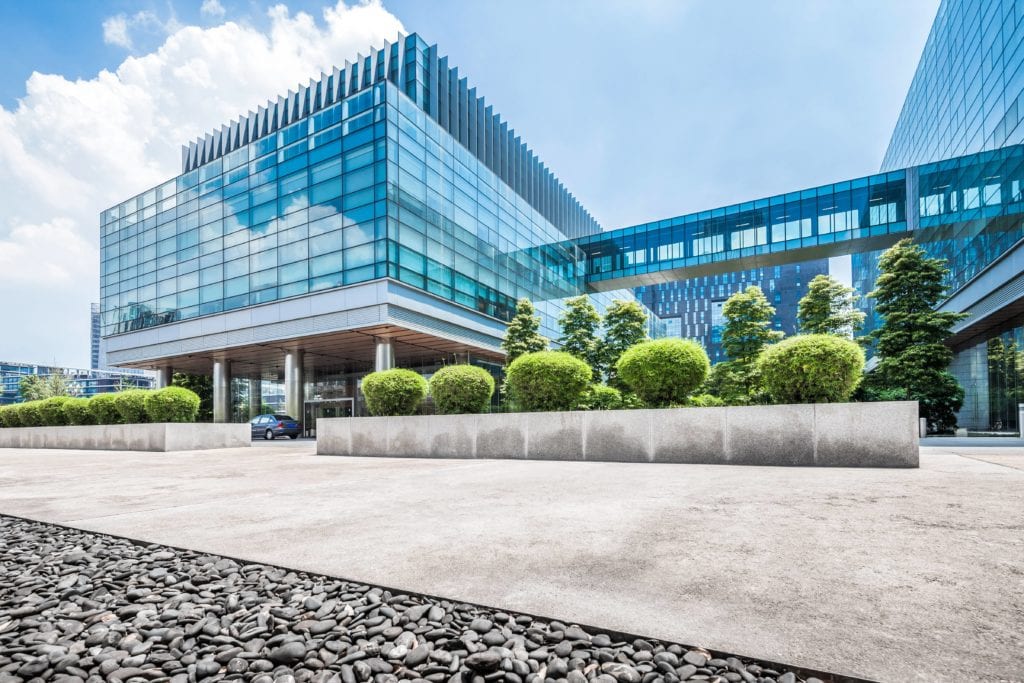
[{"x1": 0, "y1": 443, "x2": 1021, "y2": 682}]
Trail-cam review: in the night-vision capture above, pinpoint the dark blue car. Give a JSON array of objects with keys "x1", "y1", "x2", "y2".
[{"x1": 251, "y1": 414, "x2": 301, "y2": 440}]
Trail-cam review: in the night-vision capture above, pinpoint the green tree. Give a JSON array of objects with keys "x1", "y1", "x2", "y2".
[
  {"x1": 18, "y1": 375, "x2": 48, "y2": 401},
  {"x1": 45, "y1": 372, "x2": 77, "y2": 398},
  {"x1": 797, "y1": 274, "x2": 865, "y2": 336},
  {"x1": 558, "y1": 295, "x2": 603, "y2": 380},
  {"x1": 172, "y1": 373, "x2": 213, "y2": 422},
  {"x1": 501, "y1": 298, "x2": 549, "y2": 365},
  {"x1": 717, "y1": 285, "x2": 783, "y2": 400},
  {"x1": 864, "y1": 238, "x2": 967, "y2": 433},
  {"x1": 599, "y1": 299, "x2": 649, "y2": 389}
]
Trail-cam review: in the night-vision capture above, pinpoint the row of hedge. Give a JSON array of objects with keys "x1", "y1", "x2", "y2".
[
  {"x1": 0, "y1": 387, "x2": 201, "y2": 428},
  {"x1": 362, "y1": 333, "x2": 865, "y2": 417}
]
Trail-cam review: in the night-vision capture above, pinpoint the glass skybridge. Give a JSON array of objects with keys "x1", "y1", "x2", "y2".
[{"x1": 579, "y1": 144, "x2": 1024, "y2": 293}]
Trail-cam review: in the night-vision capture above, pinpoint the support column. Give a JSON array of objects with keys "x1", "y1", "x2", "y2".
[
  {"x1": 285, "y1": 350, "x2": 304, "y2": 420},
  {"x1": 213, "y1": 359, "x2": 231, "y2": 423},
  {"x1": 248, "y1": 379, "x2": 262, "y2": 419},
  {"x1": 155, "y1": 366, "x2": 173, "y2": 389},
  {"x1": 374, "y1": 338, "x2": 394, "y2": 372}
]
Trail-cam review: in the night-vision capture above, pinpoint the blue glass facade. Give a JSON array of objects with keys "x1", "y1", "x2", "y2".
[{"x1": 101, "y1": 40, "x2": 636, "y2": 345}]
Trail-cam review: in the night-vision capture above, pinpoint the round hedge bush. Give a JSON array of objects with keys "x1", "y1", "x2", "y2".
[
  {"x1": 144, "y1": 387, "x2": 201, "y2": 422},
  {"x1": 429, "y1": 365, "x2": 495, "y2": 414},
  {"x1": 18, "y1": 401, "x2": 44, "y2": 427},
  {"x1": 616, "y1": 338, "x2": 710, "y2": 408},
  {"x1": 758, "y1": 334, "x2": 865, "y2": 404},
  {"x1": 362, "y1": 369, "x2": 427, "y2": 416},
  {"x1": 575, "y1": 384, "x2": 623, "y2": 410},
  {"x1": 114, "y1": 389, "x2": 151, "y2": 423},
  {"x1": 0, "y1": 405, "x2": 19, "y2": 428},
  {"x1": 89, "y1": 393, "x2": 122, "y2": 424},
  {"x1": 62, "y1": 398, "x2": 96, "y2": 425},
  {"x1": 39, "y1": 396, "x2": 73, "y2": 426},
  {"x1": 505, "y1": 351, "x2": 592, "y2": 412}
]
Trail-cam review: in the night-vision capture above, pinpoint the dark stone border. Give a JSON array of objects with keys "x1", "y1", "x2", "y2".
[{"x1": 0, "y1": 513, "x2": 873, "y2": 683}]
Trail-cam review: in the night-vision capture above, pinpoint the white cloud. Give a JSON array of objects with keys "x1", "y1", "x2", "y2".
[
  {"x1": 200, "y1": 0, "x2": 226, "y2": 19},
  {"x1": 102, "y1": 15, "x2": 132, "y2": 48},
  {"x1": 0, "y1": 1, "x2": 405, "y2": 366},
  {"x1": 102, "y1": 10, "x2": 183, "y2": 51}
]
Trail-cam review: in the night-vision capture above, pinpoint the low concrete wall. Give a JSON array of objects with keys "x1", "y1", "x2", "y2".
[
  {"x1": 0, "y1": 423, "x2": 250, "y2": 452},
  {"x1": 317, "y1": 401, "x2": 919, "y2": 467}
]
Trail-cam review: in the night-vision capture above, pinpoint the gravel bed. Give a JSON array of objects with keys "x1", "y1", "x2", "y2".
[{"x1": 0, "y1": 515, "x2": 859, "y2": 683}]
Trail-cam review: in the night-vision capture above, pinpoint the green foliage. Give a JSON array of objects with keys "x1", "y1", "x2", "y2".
[
  {"x1": 145, "y1": 387, "x2": 201, "y2": 423},
  {"x1": 703, "y1": 361, "x2": 752, "y2": 406},
  {"x1": 501, "y1": 298, "x2": 549, "y2": 365},
  {"x1": 62, "y1": 398, "x2": 96, "y2": 426},
  {"x1": 599, "y1": 299, "x2": 649, "y2": 389},
  {"x1": 114, "y1": 390, "x2": 151, "y2": 424},
  {"x1": 39, "y1": 396, "x2": 73, "y2": 426},
  {"x1": 172, "y1": 373, "x2": 213, "y2": 422},
  {"x1": 719, "y1": 285, "x2": 784, "y2": 398},
  {"x1": 558, "y1": 295, "x2": 603, "y2": 380},
  {"x1": 429, "y1": 365, "x2": 495, "y2": 414},
  {"x1": 505, "y1": 351, "x2": 592, "y2": 412},
  {"x1": 575, "y1": 384, "x2": 623, "y2": 411},
  {"x1": 19, "y1": 373, "x2": 77, "y2": 401},
  {"x1": 0, "y1": 405, "x2": 21, "y2": 428},
  {"x1": 758, "y1": 334, "x2": 865, "y2": 404},
  {"x1": 18, "y1": 401, "x2": 44, "y2": 427},
  {"x1": 89, "y1": 393, "x2": 123, "y2": 424},
  {"x1": 685, "y1": 393, "x2": 725, "y2": 407},
  {"x1": 797, "y1": 274, "x2": 865, "y2": 336},
  {"x1": 616, "y1": 338, "x2": 710, "y2": 408},
  {"x1": 18, "y1": 375, "x2": 48, "y2": 401},
  {"x1": 866, "y1": 239, "x2": 967, "y2": 432},
  {"x1": 362, "y1": 369, "x2": 428, "y2": 416}
]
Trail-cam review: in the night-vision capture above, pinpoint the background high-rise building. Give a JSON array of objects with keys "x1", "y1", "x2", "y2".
[{"x1": 90, "y1": 302, "x2": 102, "y2": 370}]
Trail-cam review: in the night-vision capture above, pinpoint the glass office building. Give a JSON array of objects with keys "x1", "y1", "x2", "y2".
[
  {"x1": 100, "y1": 34, "x2": 650, "y2": 425},
  {"x1": 102, "y1": 1, "x2": 1024, "y2": 431},
  {"x1": 881, "y1": 0, "x2": 1024, "y2": 431}
]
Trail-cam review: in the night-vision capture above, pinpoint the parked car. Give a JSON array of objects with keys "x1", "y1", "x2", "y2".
[{"x1": 251, "y1": 414, "x2": 301, "y2": 440}]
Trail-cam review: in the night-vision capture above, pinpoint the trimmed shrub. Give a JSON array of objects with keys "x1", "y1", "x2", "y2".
[
  {"x1": 39, "y1": 396, "x2": 73, "y2": 426},
  {"x1": 62, "y1": 398, "x2": 96, "y2": 425},
  {"x1": 616, "y1": 338, "x2": 710, "y2": 408},
  {"x1": 89, "y1": 393, "x2": 122, "y2": 424},
  {"x1": 429, "y1": 365, "x2": 495, "y2": 414},
  {"x1": 575, "y1": 384, "x2": 623, "y2": 410},
  {"x1": 0, "y1": 405, "x2": 16, "y2": 428},
  {"x1": 685, "y1": 393, "x2": 725, "y2": 407},
  {"x1": 18, "y1": 401, "x2": 44, "y2": 427},
  {"x1": 758, "y1": 334, "x2": 865, "y2": 404},
  {"x1": 114, "y1": 390, "x2": 151, "y2": 423},
  {"x1": 505, "y1": 351, "x2": 591, "y2": 412},
  {"x1": 144, "y1": 387, "x2": 201, "y2": 423},
  {"x1": 362, "y1": 369, "x2": 428, "y2": 416}
]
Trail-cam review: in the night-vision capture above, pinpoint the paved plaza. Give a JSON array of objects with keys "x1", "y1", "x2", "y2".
[{"x1": 1, "y1": 443, "x2": 1021, "y2": 682}]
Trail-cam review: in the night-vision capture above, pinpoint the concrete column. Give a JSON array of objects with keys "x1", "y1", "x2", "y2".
[
  {"x1": 155, "y1": 366, "x2": 173, "y2": 389},
  {"x1": 285, "y1": 350, "x2": 304, "y2": 420},
  {"x1": 374, "y1": 338, "x2": 394, "y2": 372},
  {"x1": 248, "y1": 379, "x2": 262, "y2": 419},
  {"x1": 212, "y1": 360, "x2": 231, "y2": 423}
]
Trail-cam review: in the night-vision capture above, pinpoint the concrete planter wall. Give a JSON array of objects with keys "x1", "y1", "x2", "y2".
[
  {"x1": 317, "y1": 401, "x2": 919, "y2": 468},
  {"x1": 0, "y1": 423, "x2": 250, "y2": 452}
]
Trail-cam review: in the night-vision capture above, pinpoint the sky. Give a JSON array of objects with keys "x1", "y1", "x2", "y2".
[{"x1": 0, "y1": 0, "x2": 938, "y2": 368}]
